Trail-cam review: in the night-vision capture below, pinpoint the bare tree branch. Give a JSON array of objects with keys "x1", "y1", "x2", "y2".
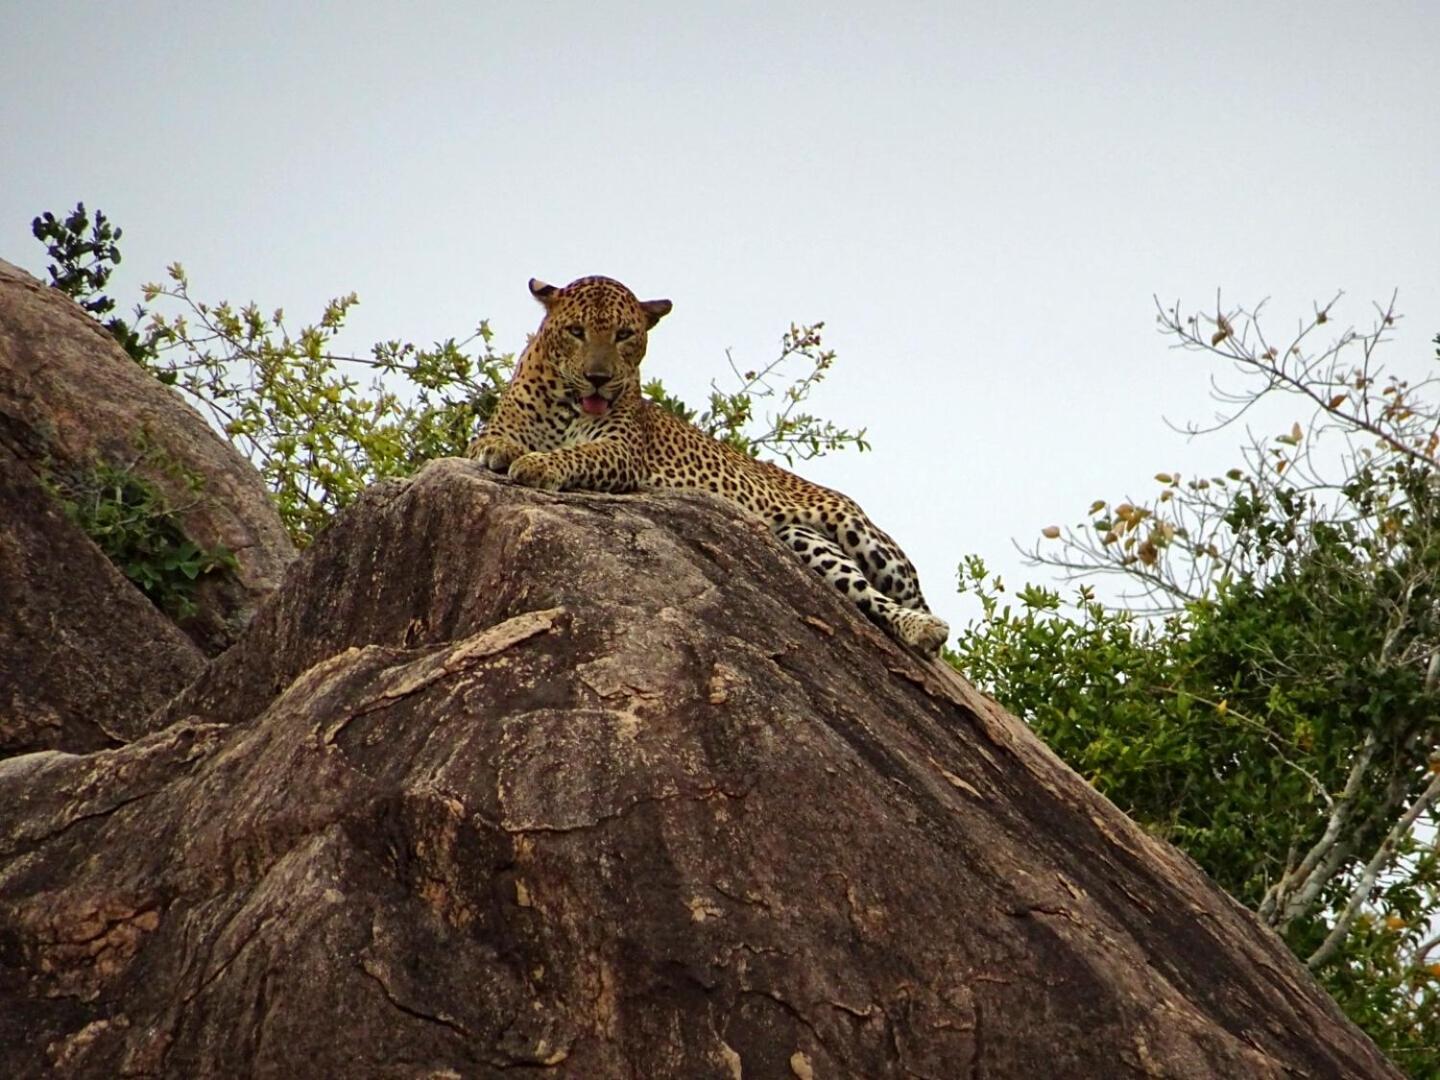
[
  {"x1": 1260, "y1": 731, "x2": 1378, "y2": 927},
  {"x1": 1307, "y1": 767, "x2": 1440, "y2": 969}
]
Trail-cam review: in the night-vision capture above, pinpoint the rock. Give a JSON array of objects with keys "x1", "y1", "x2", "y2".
[
  {"x1": 0, "y1": 445, "x2": 204, "y2": 758},
  {"x1": 0, "y1": 258, "x2": 295, "y2": 654},
  {"x1": 0, "y1": 461, "x2": 1401, "y2": 1077}
]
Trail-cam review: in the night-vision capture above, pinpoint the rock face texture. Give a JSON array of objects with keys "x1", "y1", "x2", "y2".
[
  {"x1": 0, "y1": 258, "x2": 294, "y2": 654},
  {"x1": 0, "y1": 460, "x2": 1400, "y2": 1078}
]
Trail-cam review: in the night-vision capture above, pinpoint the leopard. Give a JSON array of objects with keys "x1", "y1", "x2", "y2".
[{"x1": 466, "y1": 275, "x2": 949, "y2": 653}]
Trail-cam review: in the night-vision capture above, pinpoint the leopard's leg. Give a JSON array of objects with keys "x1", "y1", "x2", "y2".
[
  {"x1": 508, "y1": 436, "x2": 641, "y2": 493},
  {"x1": 774, "y1": 524, "x2": 949, "y2": 653},
  {"x1": 464, "y1": 349, "x2": 565, "y2": 471},
  {"x1": 828, "y1": 512, "x2": 933, "y2": 612}
]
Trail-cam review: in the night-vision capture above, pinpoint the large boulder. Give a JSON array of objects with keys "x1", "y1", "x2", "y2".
[
  {"x1": 0, "y1": 461, "x2": 1400, "y2": 1078},
  {"x1": 0, "y1": 258, "x2": 295, "y2": 654}
]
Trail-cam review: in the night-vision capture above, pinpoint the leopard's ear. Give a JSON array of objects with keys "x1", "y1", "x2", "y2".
[
  {"x1": 529, "y1": 278, "x2": 560, "y2": 308},
  {"x1": 640, "y1": 298, "x2": 672, "y2": 329}
]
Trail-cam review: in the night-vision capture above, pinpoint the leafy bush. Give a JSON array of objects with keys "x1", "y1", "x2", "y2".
[
  {"x1": 136, "y1": 266, "x2": 503, "y2": 543},
  {"x1": 45, "y1": 452, "x2": 236, "y2": 621}
]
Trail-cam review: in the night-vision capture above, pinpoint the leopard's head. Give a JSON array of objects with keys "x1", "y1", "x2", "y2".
[{"x1": 529, "y1": 276, "x2": 672, "y2": 417}]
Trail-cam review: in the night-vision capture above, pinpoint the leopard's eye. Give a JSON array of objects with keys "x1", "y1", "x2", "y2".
[
  {"x1": 566, "y1": 325, "x2": 585, "y2": 340},
  {"x1": 614, "y1": 327, "x2": 636, "y2": 342}
]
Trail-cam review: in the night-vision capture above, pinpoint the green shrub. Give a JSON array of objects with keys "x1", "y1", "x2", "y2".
[{"x1": 45, "y1": 452, "x2": 236, "y2": 621}]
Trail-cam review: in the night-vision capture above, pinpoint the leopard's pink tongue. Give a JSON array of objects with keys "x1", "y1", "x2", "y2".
[{"x1": 581, "y1": 395, "x2": 610, "y2": 416}]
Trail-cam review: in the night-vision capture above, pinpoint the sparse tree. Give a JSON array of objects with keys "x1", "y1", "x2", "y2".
[{"x1": 953, "y1": 294, "x2": 1440, "y2": 1073}]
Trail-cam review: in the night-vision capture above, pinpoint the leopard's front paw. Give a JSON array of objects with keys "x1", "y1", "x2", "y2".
[
  {"x1": 894, "y1": 609, "x2": 950, "y2": 655},
  {"x1": 466, "y1": 433, "x2": 526, "y2": 472},
  {"x1": 508, "y1": 451, "x2": 565, "y2": 491}
]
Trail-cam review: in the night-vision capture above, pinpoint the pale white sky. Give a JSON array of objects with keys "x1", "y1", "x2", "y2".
[{"x1": 3, "y1": 1, "x2": 1437, "y2": 634}]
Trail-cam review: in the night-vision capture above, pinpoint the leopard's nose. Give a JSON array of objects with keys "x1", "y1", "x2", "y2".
[{"x1": 585, "y1": 372, "x2": 611, "y2": 389}]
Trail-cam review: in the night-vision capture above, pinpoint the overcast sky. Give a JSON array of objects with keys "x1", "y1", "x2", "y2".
[{"x1": 3, "y1": 1, "x2": 1437, "y2": 635}]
